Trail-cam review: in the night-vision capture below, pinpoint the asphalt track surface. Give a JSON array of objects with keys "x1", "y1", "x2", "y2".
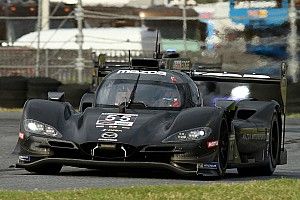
[{"x1": 0, "y1": 112, "x2": 299, "y2": 190}]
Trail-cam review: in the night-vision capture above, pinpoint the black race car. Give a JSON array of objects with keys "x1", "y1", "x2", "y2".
[{"x1": 13, "y1": 58, "x2": 288, "y2": 177}]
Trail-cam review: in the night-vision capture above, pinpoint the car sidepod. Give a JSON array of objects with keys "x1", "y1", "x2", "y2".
[{"x1": 229, "y1": 100, "x2": 282, "y2": 175}]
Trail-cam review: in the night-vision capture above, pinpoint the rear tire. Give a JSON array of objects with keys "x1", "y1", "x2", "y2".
[
  {"x1": 25, "y1": 164, "x2": 62, "y2": 175},
  {"x1": 237, "y1": 112, "x2": 280, "y2": 176}
]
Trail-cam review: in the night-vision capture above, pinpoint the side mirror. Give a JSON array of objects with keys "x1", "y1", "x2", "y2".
[
  {"x1": 48, "y1": 92, "x2": 65, "y2": 102},
  {"x1": 79, "y1": 92, "x2": 95, "y2": 112}
]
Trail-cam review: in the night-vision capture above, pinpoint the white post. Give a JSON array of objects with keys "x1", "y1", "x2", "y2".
[
  {"x1": 151, "y1": 0, "x2": 155, "y2": 6},
  {"x1": 35, "y1": 0, "x2": 42, "y2": 77},
  {"x1": 41, "y1": 0, "x2": 49, "y2": 31},
  {"x1": 75, "y1": 0, "x2": 84, "y2": 83},
  {"x1": 182, "y1": 0, "x2": 187, "y2": 56},
  {"x1": 288, "y1": 0, "x2": 298, "y2": 82},
  {"x1": 45, "y1": 49, "x2": 49, "y2": 77}
]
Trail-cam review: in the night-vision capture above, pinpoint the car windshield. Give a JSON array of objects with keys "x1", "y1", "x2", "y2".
[{"x1": 96, "y1": 79, "x2": 182, "y2": 109}]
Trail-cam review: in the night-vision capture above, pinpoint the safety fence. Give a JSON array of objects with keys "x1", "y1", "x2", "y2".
[
  {"x1": 0, "y1": 48, "x2": 152, "y2": 66},
  {"x1": 0, "y1": 48, "x2": 155, "y2": 83}
]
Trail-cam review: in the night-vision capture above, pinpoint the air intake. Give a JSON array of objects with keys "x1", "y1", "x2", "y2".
[{"x1": 237, "y1": 109, "x2": 256, "y2": 120}]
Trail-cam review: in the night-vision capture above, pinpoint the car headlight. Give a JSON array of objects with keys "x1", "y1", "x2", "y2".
[
  {"x1": 24, "y1": 119, "x2": 62, "y2": 138},
  {"x1": 163, "y1": 127, "x2": 211, "y2": 143}
]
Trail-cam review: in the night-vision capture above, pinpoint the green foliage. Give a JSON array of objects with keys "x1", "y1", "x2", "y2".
[
  {"x1": 0, "y1": 108, "x2": 22, "y2": 112},
  {"x1": 0, "y1": 179, "x2": 299, "y2": 200},
  {"x1": 287, "y1": 113, "x2": 300, "y2": 118}
]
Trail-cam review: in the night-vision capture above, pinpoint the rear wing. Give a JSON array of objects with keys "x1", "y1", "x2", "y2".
[{"x1": 188, "y1": 62, "x2": 287, "y2": 116}]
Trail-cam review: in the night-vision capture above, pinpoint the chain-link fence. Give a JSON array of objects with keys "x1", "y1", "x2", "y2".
[{"x1": 0, "y1": 48, "x2": 156, "y2": 83}]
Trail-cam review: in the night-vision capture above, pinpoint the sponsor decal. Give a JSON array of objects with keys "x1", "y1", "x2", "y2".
[
  {"x1": 98, "y1": 132, "x2": 118, "y2": 142},
  {"x1": 19, "y1": 156, "x2": 30, "y2": 162},
  {"x1": 19, "y1": 132, "x2": 25, "y2": 140},
  {"x1": 122, "y1": 127, "x2": 131, "y2": 129},
  {"x1": 117, "y1": 70, "x2": 166, "y2": 76},
  {"x1": 203, "y1": 163, "x2": 218, "y2": 169},
  {"x1": 242, "y1": 133, "x2": 266, "y2": 140},
  {"x1": 197, "y1": 162, "x2": 218, "y2": 169},
  {"x1": 239, "y1": 128, "x2": 268, "y2": 141},
  {"x1": 207, "y1": 140, "x2": 219, "y2": 148},
  {"x1": 96, "y1": 113, "x2": 138, "y2": 128},
  {"x1": 101, "y1": 129, "x2": 123, "y2": 132}
]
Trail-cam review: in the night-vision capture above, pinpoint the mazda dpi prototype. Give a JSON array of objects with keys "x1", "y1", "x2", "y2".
[{"x1": 14, "y1": 58, "x2": 288, "y2": 177}]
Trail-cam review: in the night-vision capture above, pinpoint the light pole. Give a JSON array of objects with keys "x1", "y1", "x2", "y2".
[
  {"x1": 35, "y1": 0, "x2": 42, "y2": 77},
  {"x1": 75, "y1": 0, "x2": 84, "y2": 83},
  {"x1": 41, "y1": 0, "x2": 49, "y2": 31},
  {"x1": 182, "y1": 0, "x2": 187, "y2": 56},
  {"x1": 5, "y1": 0, "x2": 14, "y2": 45},
  {"x1": 288, "y1": 0, "x2": 298, "y2": 82}
]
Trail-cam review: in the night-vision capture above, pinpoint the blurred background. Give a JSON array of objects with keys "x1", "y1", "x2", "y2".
[{"x1": 0, "y1": 0, "x2": 299, "y2": 110}]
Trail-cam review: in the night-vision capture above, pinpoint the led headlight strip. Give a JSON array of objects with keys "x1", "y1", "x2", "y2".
[
  {"x1": 163, "y1": 127, "x2": 212, "y2": 143},
  {"x1": 24, "y1": 119, "x2": 62, "y2": 138}
]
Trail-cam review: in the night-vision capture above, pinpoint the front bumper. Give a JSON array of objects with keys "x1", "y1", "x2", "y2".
[
  {"x1": 15, "y1": 133, "x2": 220, "y2": 176},
  {"x1": 16, "y1": 158, "x2": 219, "y2": 176}
]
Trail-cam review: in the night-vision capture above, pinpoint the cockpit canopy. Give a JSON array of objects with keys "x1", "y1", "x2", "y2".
[
  {"x1": 97, "y1": 79, "x2": 182, "y2": 108},
  {"x1": 96, "y1": 70, "x2": 189, "y2": 109}
]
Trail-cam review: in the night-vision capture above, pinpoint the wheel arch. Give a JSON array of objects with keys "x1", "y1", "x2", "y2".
[
  {"x1": 21, "y1": 99, "x2": 73, "y2": 132},
  {"x1": 169, "y1": 106, "x2": 227, "y2": 139}
]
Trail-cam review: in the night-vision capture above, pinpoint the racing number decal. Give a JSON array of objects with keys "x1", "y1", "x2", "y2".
[{"x1": 96, "y1": 113, "x2": 138, "y2": 127}]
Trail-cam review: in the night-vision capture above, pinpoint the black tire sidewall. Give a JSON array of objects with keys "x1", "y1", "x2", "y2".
[
  {"x1": 217, "y1": 119, "x2": 229, "y2": 177},
  {"x1": 267, "y1": 113, "x2": 280, "y2": 172}
]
